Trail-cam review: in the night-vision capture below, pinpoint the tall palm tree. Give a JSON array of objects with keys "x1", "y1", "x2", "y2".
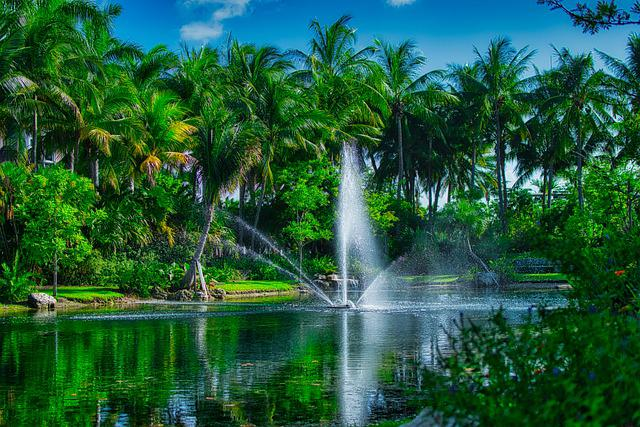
[
  {"x1": 465, "y1": 37, "x2": 535, "y2": 230},
  {"x1": 173, "y1": 46, "x2": 261, "y2": 293},
  {"x1": 547, "y1": 48, "x2": 612, "y2": 209},
  {"x1": 598, "y1": 34, "x2": 640, "y2": 162},
  {"x1": 8, "y1": 0, "x2": 112, "y2": 168},
  {"x1": 250, "y1": 74, "x2": 327, "y2": 248},
  {"x1": 181, "y1": 97, "x2": 260, "y2": 292},
  {"x1": 374, "y1": 39, "x2": 455, "y2": 200},
  {"x1": 223, "y1": 41, "x2": 290, "y2": 243},
  {"x1": 292, "y1": 15, "x2": 382, "y2": 156}
]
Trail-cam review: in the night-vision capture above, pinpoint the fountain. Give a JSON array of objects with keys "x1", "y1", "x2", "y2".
[
  {"x1": 228, "y1": 142, "x2": 382, "y2": 308},
  {"x1": 335, "y1": 142, "x2": 382, "y2": 308}
]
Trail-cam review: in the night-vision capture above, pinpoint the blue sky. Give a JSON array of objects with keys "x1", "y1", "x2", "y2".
[{"x1": 114, "y1": 0, "x2": 636, "y2": 70}]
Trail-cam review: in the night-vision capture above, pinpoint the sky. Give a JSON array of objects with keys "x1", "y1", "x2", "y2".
[{"x1": 113, "y1": 0, "x2": 637, "y2": 71}]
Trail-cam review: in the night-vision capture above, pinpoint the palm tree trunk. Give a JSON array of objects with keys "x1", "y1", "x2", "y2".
[
  {"x1": 251, "y1": 178, "x2": 267, "y2": 251},
  {"x1": 369, "y1": 151, "x2": 378, "y2": 174},
  {"x1": 32, "y1": 98, "x2": 38, "y2": 170},
  {"x1": 434, "y1": 178, "x2": 442, "y2": 213},
  {"x1": 53, "y1": 251, "x2": 58, "y2": 298},
  {"x1": 396, "y1": 112, "x2": 404, "y2": 200},
  {"x1": 547, "y1": 165, "x2": 554, "y2": 208},
  {"x1": 494, "y1": 108, "x2": 506, "y2": 232},
  {"x1": 500, "y1": 142, "x2": 508, "y2": 212},
  {"x1": 541, "y1": 169, "x2": 547, "y2": 211},
  {"x1": 182, "y1": 202, "x2": 215, "y2": 289},
  {"x1": 470, "y1": 143, "x2": 477, "y2": 190},
  {"x1": 576, "y1": 130, "x2": 584, "y2": 210},
  {"x1": 238, "y1": 182, "x2": 246, "y2": 245}
]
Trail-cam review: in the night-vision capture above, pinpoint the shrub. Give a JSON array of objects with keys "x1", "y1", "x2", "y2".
[
  {"x1": 304, "y1": 256, "x2": 337, "y2": 276},
  {"x1": 0, "y1": 254, "x2": 35, "y2": 303},
  {"x1": 422, "y1": 308, "x2": 640, "y2": 426},
  {"x1": 103, "y1": 255, "x2": 178, "y2": 297}
]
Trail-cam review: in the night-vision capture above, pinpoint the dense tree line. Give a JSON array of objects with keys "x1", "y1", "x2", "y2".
[{"x1": 1, "y1": 0, "x2": 640, "y2": 298}]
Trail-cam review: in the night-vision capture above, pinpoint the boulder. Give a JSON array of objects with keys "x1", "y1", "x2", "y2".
[
  {"x1": 402, "y1": 409, "x2": 457, "y2": 427},
  {"x1": 170, "y1": 289, "x2": 194, "y2": 301},
  {"x1": 194, "y1": 291, "x2": 209, "y2": 301},
  {"x1": 151, "y1": 287, "x2": 169, "y2": 300},
  {"x1": 316, "y1": 274, "x2": 327, "y2": 280},
  {"x1": 27, "y1": 293, "x2": 56, "y2": 310},
  {"x1": 327, "y1": 274, "x2": 340, "y2": 282},
  {"x1": 211, "y1": 288, "x2": 226, "y2": 300},
  {"x1": 476, "y1": 271, "x2": 499, "y2": 287}
]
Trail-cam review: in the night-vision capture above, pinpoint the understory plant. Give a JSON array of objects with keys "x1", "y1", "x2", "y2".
[
  {"x1": 423, "y1": 308, "x2": 640, "y2": 426},
  {"x1": 0, "y1": 253, "x2": 35, "y2": 303}
]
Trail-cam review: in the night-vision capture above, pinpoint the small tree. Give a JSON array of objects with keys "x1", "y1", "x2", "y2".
[
  {"x1": 279, "y1": 158, "x2": 336, "y2": 279},
  {"x1": 282, "y1": 181, "x2": 333, "y2": 280},
  {"x1": 17, "y1": 167, "x2": 95, "y2": 297}
]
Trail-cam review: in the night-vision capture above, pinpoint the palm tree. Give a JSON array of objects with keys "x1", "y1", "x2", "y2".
[
  {"x1": 547, "y1": 48, "x2": 612, "y2": 209},
  {"x1": 8, "y1": 0, "x2": 112, "y2": 168},
  {"x1": 292, "y1": 15, "x2": 381, "y2": 156},
  {"x1": 250, "y1": 74, "x2": 327, "y2": 249},
  {"x1": 465, "y1": 37, "x2": 535, "y2": 230},
  {"x1": 598, "y1": 34, "x2": 640, "y2": 162},
  {"x1": 181, "y1": 97, "x2": 260, "y2": 293},
  {"x1": 374, "y1": 39, "x2": 455, "y2": 200},
  {"x1": 125, "y1": 90, "x2": 195, "y2": 189},
  {"x1": 173, "y1": 47, "x2": 261, "y2": 293},
  {"x1": 222, "y1": 41, "x2": 290, "y2": 243}
]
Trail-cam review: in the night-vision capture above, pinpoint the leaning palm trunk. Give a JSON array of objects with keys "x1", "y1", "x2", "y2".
[{"x1": 182, "y1": 202, "x2": 215, "y2": 293}]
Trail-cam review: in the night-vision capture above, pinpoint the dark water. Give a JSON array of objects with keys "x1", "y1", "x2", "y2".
[{"x1": 0, "y1": 285, "x2": 565, "y2": 426}]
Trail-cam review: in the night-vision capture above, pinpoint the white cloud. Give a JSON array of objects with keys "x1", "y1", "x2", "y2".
[
  {"x1": 180, "y1": 0, "x2": 251, "y2": 42},
  {"x1": 387, "y1": 0, "x2": 416, "y2": 6}
]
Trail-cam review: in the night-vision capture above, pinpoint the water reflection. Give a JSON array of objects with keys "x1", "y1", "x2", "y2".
[{"x1": 0, "y1": 286, "x2": 565, "y2": 426}]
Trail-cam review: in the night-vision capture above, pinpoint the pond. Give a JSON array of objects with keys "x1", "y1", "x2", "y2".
[{"x1": 0, "y1": 284, "x2": 566, "y2": 426}]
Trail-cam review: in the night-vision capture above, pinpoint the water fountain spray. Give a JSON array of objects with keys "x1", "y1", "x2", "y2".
[{"x1": 336, "y1": 143, "x2": 382, "y2": 308}]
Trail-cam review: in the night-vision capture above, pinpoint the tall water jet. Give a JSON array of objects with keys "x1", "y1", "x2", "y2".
[{"x1": 337, "y1": 143, "x2": 382, "y2": 306}]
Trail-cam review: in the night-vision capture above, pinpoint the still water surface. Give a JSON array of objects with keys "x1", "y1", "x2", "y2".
[{"x1": 0, "y1": 285, "x2": 565, "y2": 426}]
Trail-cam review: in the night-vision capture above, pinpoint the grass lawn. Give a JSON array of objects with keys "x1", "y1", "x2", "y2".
[
  {"x1": 0, "y1": 303, "x2": 31, "y2": 314},
  {"x1": 401, "y1": 274, "x2": 463, "y2": 284},
  {"x1": 40, "y1": 286, "x2": 124, "y2": 302},
  {"x1": 513, "y1": 273, "x2": 568, "y2": 283},
  {"x1": 217, "y1": 280, "x2": 296, "y2": 293}
]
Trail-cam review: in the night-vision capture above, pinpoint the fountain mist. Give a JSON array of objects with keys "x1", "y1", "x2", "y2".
[{"x1": 337, "y1": 143, "x2": 382, "y2": 306}]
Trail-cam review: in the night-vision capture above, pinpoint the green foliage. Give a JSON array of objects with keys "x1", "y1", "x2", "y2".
[
  {"x1": 304, "y1": 255, "x2": 338, "y2": 276},
  {"x1": 0, "y1": 254, "x2": 35, "y2": 302},
  {"x1": 100, "y1": 255, "x2": 179, "y2": 297},
  {"x1": 366, "y1": 191, "x2": 399, "y2": 234},
  {"x1": 278, "y1": 157, "x2": 337, "y2": 255},
  {"x1": 12, "y1": 166, "x2": 95, "y2": 282},
  {"x1": 423, "y1": 308, "x2": 640, "y2": 426}
]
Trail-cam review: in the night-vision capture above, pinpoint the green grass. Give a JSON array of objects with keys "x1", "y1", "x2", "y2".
[
  {"x1": 401, "y1": 274, "x2": 462, "y2": 284},
  {"x1": 217, "y1": 280, "x2": 296, "y2": 293},
  {"x1": 0, "y1": 303, "x2": 31, "y2": 314},
  {"x1": 40, "y1": 286, "x2": 124, "y2": 302},
  {"x1": 513, "y1": 273, "x2": 568, "y2": 283}
]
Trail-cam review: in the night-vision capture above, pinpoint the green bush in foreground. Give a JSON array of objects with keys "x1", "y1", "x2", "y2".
[{"x1": 424, "y1": 308, "x2": 640, "y2": 426}]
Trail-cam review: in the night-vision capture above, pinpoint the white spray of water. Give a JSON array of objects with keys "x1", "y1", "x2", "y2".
[
  {"x1": 337, "y1": 143, "x2": 382, "y2": 306},
  {"x1": 226, "y1": 242, "x2": 334, "y2": 305},
  {"x1": 231, "y1": 216, "x2": 318, "y2": 287}
]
